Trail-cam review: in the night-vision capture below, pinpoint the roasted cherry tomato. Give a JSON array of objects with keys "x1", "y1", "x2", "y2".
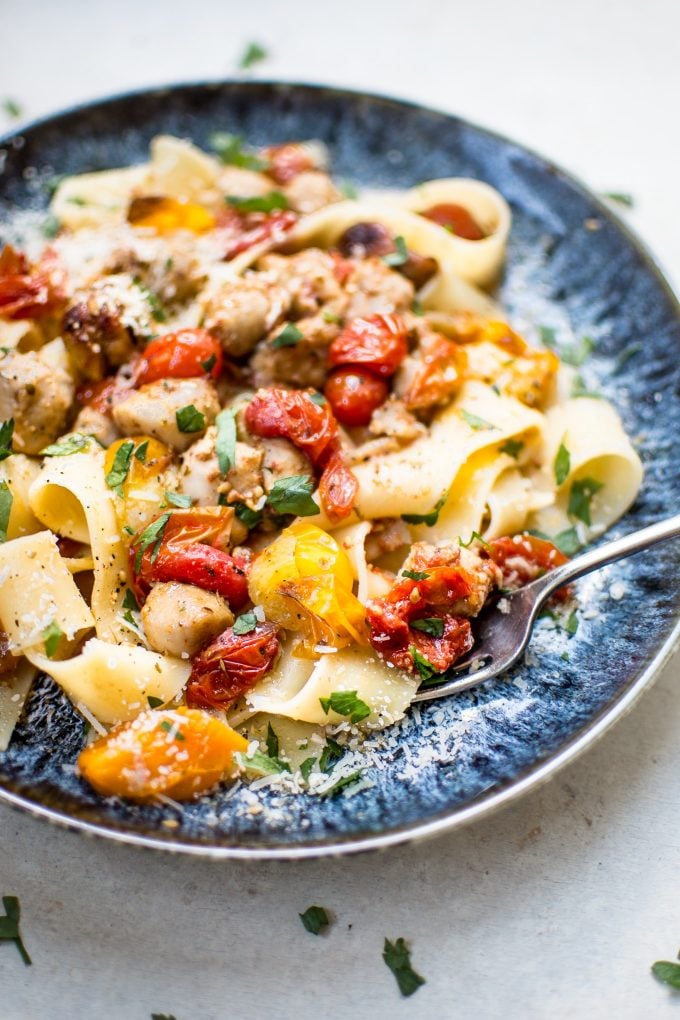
[
  {"x1": 129, "y1": 507, "x2": 249, "y2": 609},
  {"x1": 76, "y1": 375, "x2": 131, "y2": 417},
  {"x1": 421, "y1": 203, "x2": 486, "y2": 241},
  {"x1": 245, "y1": 387, "x2": 358, "y2": 520},
  {"x1": 77, "y1": 708, "x2": 248, "y2": 802},
  {"x1": 133, "y1": 328, "x2": 223, "y2": 387},
  {"x1": 127, "y1": 195, "x2": 215, "y2": 234},
  {"x1": 0, "y1": 244, "x2": 66, "y2": 320},
  {"x1": 185, "y1": 623, "x2": 280, "y2": 709},
  {"x1": 484, "y1": 534, "x2": 570, "y2": 602},
  {"x1": 324, "y1": 368, "x2": 388, "y2": 427},
  {"x1": 221, "y1": 209, "x2": 298, "y2": 260},
  {"x1": 262, "y1": 142, "x2": 321, "y2": 184},
  {"x1": 401, "y1": 333, "x2": 466, "y2": 411},
  {"x1": 328, "y1": 314, "x2": 408, "y2": 379}
]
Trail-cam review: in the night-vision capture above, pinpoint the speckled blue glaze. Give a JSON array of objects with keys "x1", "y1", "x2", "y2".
[{"x1": 0, "y1": 83, "x2": 678, "y2": 856}]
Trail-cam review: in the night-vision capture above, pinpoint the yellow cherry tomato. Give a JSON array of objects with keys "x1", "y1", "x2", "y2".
[
  {"x1": 128, "y1": 195, "x2": 215, "y2": 235},
  {"x1": 105, "y1": 435, "x2": 173, "y2": 535},
  {"x1": 248, "y1": 521, "x2": 366, "y2": 650},
  {"x1": 77, "y1": 708, "x2": 248, "y2": 802}
]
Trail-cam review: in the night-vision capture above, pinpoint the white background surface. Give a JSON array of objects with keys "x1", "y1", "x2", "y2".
[{"x1": 1, "y1": 1, "x2": 679, "y2": 1017}]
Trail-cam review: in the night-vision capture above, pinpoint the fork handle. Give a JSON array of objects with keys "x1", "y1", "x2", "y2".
[{"x1": 536, "y1": 512, "x2": 680, "y2": 598}]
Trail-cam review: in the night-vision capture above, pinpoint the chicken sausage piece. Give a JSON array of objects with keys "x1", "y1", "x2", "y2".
[
  {"x1": 141, "y1": 582, "x2": 234, "y2": 658},
  {"x1": 0, "y1": 347, "x2": 74, "y2": 454},
  {"x1": 112, "y1": 377, "x2": 219, "y2": 452}
]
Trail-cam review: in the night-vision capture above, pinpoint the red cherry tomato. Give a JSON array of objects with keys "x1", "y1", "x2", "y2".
[
  {"x1": 129, "y1": 508, "x2": 249, "y2": 609},
  {"x1": 421, "y1": 203, "x2": 486, "y2": 241},
  {"x1": 0, "y1": 244, "x2": 66, "y2": 320},
  {"x1": 133, "y1": 328, "x2": 222, "y2": 386},
  {"x1": 484, "y1": 534, "x2": 571, "y2": 602},
  {"x1": 262, "y1": 142, "x2": 319, "y2": 184},
  {"x1": 328, "y1": 314, "x2": 408, "y2": 378},
  {"x1": 324, "y1": 368, "x2": 388, "y2": 426},
  {"x1": 185, "y1": 623, "x2": 280, "y2": 709},
  {"x1": 222, "y1": 210, "x2": 298, "y2": 260},
  {"x1": 401, "y1": 334, "x2": 466, "y2": 411}
]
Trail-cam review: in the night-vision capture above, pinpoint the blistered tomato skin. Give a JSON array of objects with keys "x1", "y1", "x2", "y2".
[
  {"x1": 185, "y1": 623, "x2": 280, "y2": 709},
  {"x1": 0, "y1": 244, "x2": 66, "y2": 320},
  {"x1": 133, "y1": 328, "x2": 223, "y2": 386},
  {"x1": 421, "y1": 203, "x2": 486, "y2": 241},
  {"x1": 77, "y1": 708, "x2": 248, "y2": 802},
  {"x1": 484, "y1": 534, "x2": 571, "y2": 602},
  {"x1": 324, "y1": 368, "x2": 389, "y2": 426},
  {"x1": 328, "y1": 314, "x2": 408, "y2": 379}
]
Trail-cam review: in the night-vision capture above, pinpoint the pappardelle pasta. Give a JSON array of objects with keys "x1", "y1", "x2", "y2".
[{"x1": 0, "y1": 134, "x2": 642, "y2": 803}]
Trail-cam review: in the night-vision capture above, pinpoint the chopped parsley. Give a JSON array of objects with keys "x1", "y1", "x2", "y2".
[
  {"x1": 319, "y1": 737, "x2": 344, "y2": 773},
  {"x1": 338, "y1": 180, "x2": 358, "y2": 200},
  {"x1": 410, "y1": 646, "x2": 439, "y2": 683},
  {"x1": 41, "y1": 214, "x2": 61, "y2": 239},
  {"x1": 299, "y1": 906, "x2": 330, "y2": 935},
  {"x1": 613, "y1": 342, "x2": 642, "y2": 374},
  {"x1": 460, "y1": 408, "x2": 498, "y2": 431},
  {"x1": 133, "y1": 512, "x2": 170, "y2": 572},
  {"x1": 539, "y1": 325, "x2": 557, "y2": 347},
  {"x1": 565, "y1": 610, "x2": 579, "y2": 636},
  {"x1": 382, "y1": 937, "x2": 425, "y2": 997},
  {"x1": 40, "y1": 433, "x2": 91, "y2": 456},
  {"x1": 105, "y1": 439, "x2": 134, "y2": 497},
  {"x1": 459, "y1": 530, "x2": 490, "y2": 549},
  {"x1": 159, "y1": 719, "x2": 185, "y2": 740},
  {"x1": 540, "y1": 326, "x2": 595, "y2": 367},
  {"x1": 237, "y1": 41, "x2": 268, "y2": 70},
  {"x1": 0, "y1": 481, "x2": 12, "y2": 543},
  {"x1": 553, "y1": 526, "x2": 581, "y2": 557},
  {"x1": 321, "y1": 770, "x2": 364, "y2": 797},
  {"x1": 236, "y1": 749, "x2": 291, "y2": 775},
  {"x1": 602, "y1": 191, "x2": 634, "y2": 208},
  {"x1": 233, "y1": 501, "x2": 263, "y2": 529},
  {"x1": 132, "y1": 277, "x2": 167, "y2": 322},
  {"x1": 147, "y1": 696, "x2": 164, "y2": 709},
  {"x1": 151, "y1": 1014, "x2": 176, "y2": 1020},
  {"x1": 651, "y1": 958, "x2": 680, "y2": 989},
  {"x1": 134, "y1": 440, "x2": 149, "y2": 463},
  {"x1": 568, "y1": 476, "x2": 603, "y2": 526},
  {"x1": 308, "y1": 391, "x2": 327, "y2": 405},
  {"x1": 319, "y1": 690, "x2": 371, "y2": 724},
  {"x1": 402, "y1": 569, "x2": 429, "y2": 581},
  {"x1": 226, "y1": 191, "x2": 288, "y2": 214},
  {"x1": 215, "y1": 408, "x2": 237, "y2": 475},
  {"x1": 266, "y1": 475, "x2": 319, "y2": 516},
  {"x1": 42, "y1": 620, "x2": 63, "y2": 659},
  {"x1": 553, "y1": 441, "x2": 571, "y2": 486},
  {"x1": 2, "y1": 98, "x2": 22, "y2": 119},
  {"x1": 163, "y1": 491, "x2": 192, "y2": 508},
  {"x1": 322, "y1": 310, "x2": 342, "y2": 324},
  {"x1": 411, "y1": 298, "x2": 425, "y2": 316},
  {"x1": 570, "y1": 375, "x2": 602, "y2": 399},
  {"x1": 383, "y1": 235, "x2": 409, "y2": 267},
  {"x1": 233, "y1": 611, "x2": 258, "y2": 635},
  {"x1": 209, "y1": 132, "x2": 269, "y2": 171},
  {"x1": 401, "y1": 494, "x2": 446, "y2": 527},
  {"x1": 300, "y1": 757, "x2": 316, "y2": 781},
  {"x1": 410, "y1": 617, "x2": 444, "y2": 638},
  {"x1": 0, "y1": 418, "x2": 14, "y2": 463},
  {"x1": 265, "y1": 722, "x2": 280, "y2": 759},
  {"x1": 122, "y1": 588, "x2": 140, "y2": 613},
  {"x1": 175, "y1": 404, "x2": 206, "y2": 434},
  {"x1": 0, "y1": 895, "x2": 31, "y2": 966},
  {"x1": 201, "y1": 353, "x2": 217, "y2": 373},
  {"x1": 271, "y1": 322, "x2": 303, "y2": 348},
  {"x1": 66, "y1": 196, "x2": 87, "y2": 206}
]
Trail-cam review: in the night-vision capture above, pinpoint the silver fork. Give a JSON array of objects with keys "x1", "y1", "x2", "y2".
[{"x1": 412, "y1": 513, "x2": 680, "y2": 703}]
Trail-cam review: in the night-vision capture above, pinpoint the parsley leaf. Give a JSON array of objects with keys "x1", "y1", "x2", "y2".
[
  {"x1": 0, "y1": 481, "x2": 12, "y2": 543},
  {"x1": 339, "y1": 180, "x2": 358, "y2": 200},
  {"x1": 309, "y1": 391, "x2": 326, "y2": 405},
  {"x1": 410, "y1": 617, "x2": 444, "y2": 638},
  {"x1": 40, "y1": 433, "x2": 91, "y2": 456},
  {"x1": 459, "y1": 530, "x2": 490, "y2": 549},
  {"x1": 553, "y1": 527, "x2": 581, "y2": 557},
  {"x1": 41, "y1": 214, "x2": 61, "y2": 239},
  {"x1": 411, "y1": 298, "x2": 425, "y2": 316},
  {"x1": 151, "y1": 1013, "x2": 176, "y2": 1019},
  {"x1": 0, "y1": 419, "x2": 14, "y2": 461},
  {"x1": 402, "y1": 569, "x2": 429, "y2": 581},
  {"x1": 410, "y1": 646, "x2": 440, "y2": 683},
  {"x1": 321, "y1": 770, "x2": 364, "y2": 797},
  {"x1": 122, "y1": 588, "x2": 140, "y2": 613},
  {"x1": 233, "y1": 611, "x2": 258, "y2": 635},
  {"x1": 565, "y1": 610, "x2": 579, "y2": 636},
  {"x1": 0, "y1": 896, "x2": 31, "y2": 966},
  {"x1": 175, "y1": 404, "x2": 205, "y2": 434},
  {"x1": 383, "y1": 235, "x2": 409, "y2": 267},
  {"x1": 539, "y1": 328, "x2": 595, "y2": 367},
  {"x1": 319, "y1": 737, "x2": 344, "y2": 773},
  {"x1": 134, "y1": 440, "x2": 149, "y2": 463},
  {"x1": 300, "y1": 757, "x2": 316, "y2": 781},
  {"x1": 271, "y1": 322, "x2": 303, "y2": 348},
  {"x1": 132, "y1": 277, "x2": 167, "y2": 322},
  {"x1": 233, "y1": 501, "x2": 263, "y2": 529},
  {"x1": 147, "y1": 696, "x2": 164, "y2": 709},
  {"x1": 200, "y1": 353, "x2": 217, "y2": 374},
  {"x1": 382, "y1": 937, "x2": 425, "y2": 997},
  {"x1": 163, "y1": 491, "x2": 192, "y2": 508},
  {"x1": 158, "y1": 720, "x2": 185, "y2": 740},
  {"x1": 602, "y1": 191, "x2": 634, "y2": 208},
  {"x1": 265, "y1": 722, "x2": 279, "y2": 759},
  {"x1": 236, "y1": 749, "x2": 291, "y2": 775},
  {"x1": 568, "y1": 476, "x2": 603, "y2": 526},
  {"x1": 554, "y1": 441, "x2": 571, "y2": 486},
  {"x1": 499, "y1": 438, "x2": 524, "y2": 459},
  {"x1": 209, "y1": 132, "x2": 269, "y2": 171},
  {"x1": 570, "y1": 374, "x2": 602, "y2": 399},
  {"x1": 401, "y1": 494, "x2": 446, "y2": 527},
  {"x1": 322, "y1": 310, "x2": 341, "y2": 325},
  {"x1": 226, "y1": 191, "x2": 288, "y2": 214},
  {"x1": 238, "y1": 41, "x2": 268, "y2": 70},
  {"x1": 319, "y1": 690, "x2": 371, "y2": 724},
  {"x1": 266, "y1": 475, "x2": 319, "y2": 516},
  {"x1": 42, "y1": 620, "x2": 63, "y2": 659},
  {"x1": 215, "y1": 407, "x2": 237, "y2": 475},
  {"x1": 539, "y1": 325, "x2": 557, "y2": 347},
  {"x1": 133, "y1": 513, "x2": 170, "y2": 571},
  {"x1": 651, "y1": 960, "x2": 680, "y2": 989},
  {"x1": 460, "y1": 408, "x2": 498, "y2": 431},
  {"x1": 2, "y1": 98, "x2": 22, "y2": 119},
  {"x1": 105, "y1": 439, "x2": 134, "y2": 497},
  {"x1": 299, "y1": 906, "x2": 330, "y2": 935}
]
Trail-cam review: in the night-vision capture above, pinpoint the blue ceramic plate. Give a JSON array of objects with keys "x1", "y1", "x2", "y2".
[{"x1": 0, "y1": 82, "x2": 678, "y2": 858}]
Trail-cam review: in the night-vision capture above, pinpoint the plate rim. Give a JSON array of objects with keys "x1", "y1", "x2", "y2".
[{"x1": 0, "y1": 79, "x2": 678, "y2": 860}]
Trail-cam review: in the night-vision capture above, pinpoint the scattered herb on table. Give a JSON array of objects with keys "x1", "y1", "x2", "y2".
[
  {"x1": 299, "y1": 905, "x2": 330, "y2": 935},
  {"x1": 382, "y1": 937, "x2": 425, "y2": 997},
  {"x1": 2, "y1": 98, "x2": 22, "y2": 119},
  {"x1": 0, "y1": 896, "x2": 31, "y2": 965},
  {"x1": 651, "y1": 955, "x2": 680, "y2": 989},
  {"x1": 237, "y1": 41, "x2": 268, "y2": 70}
]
